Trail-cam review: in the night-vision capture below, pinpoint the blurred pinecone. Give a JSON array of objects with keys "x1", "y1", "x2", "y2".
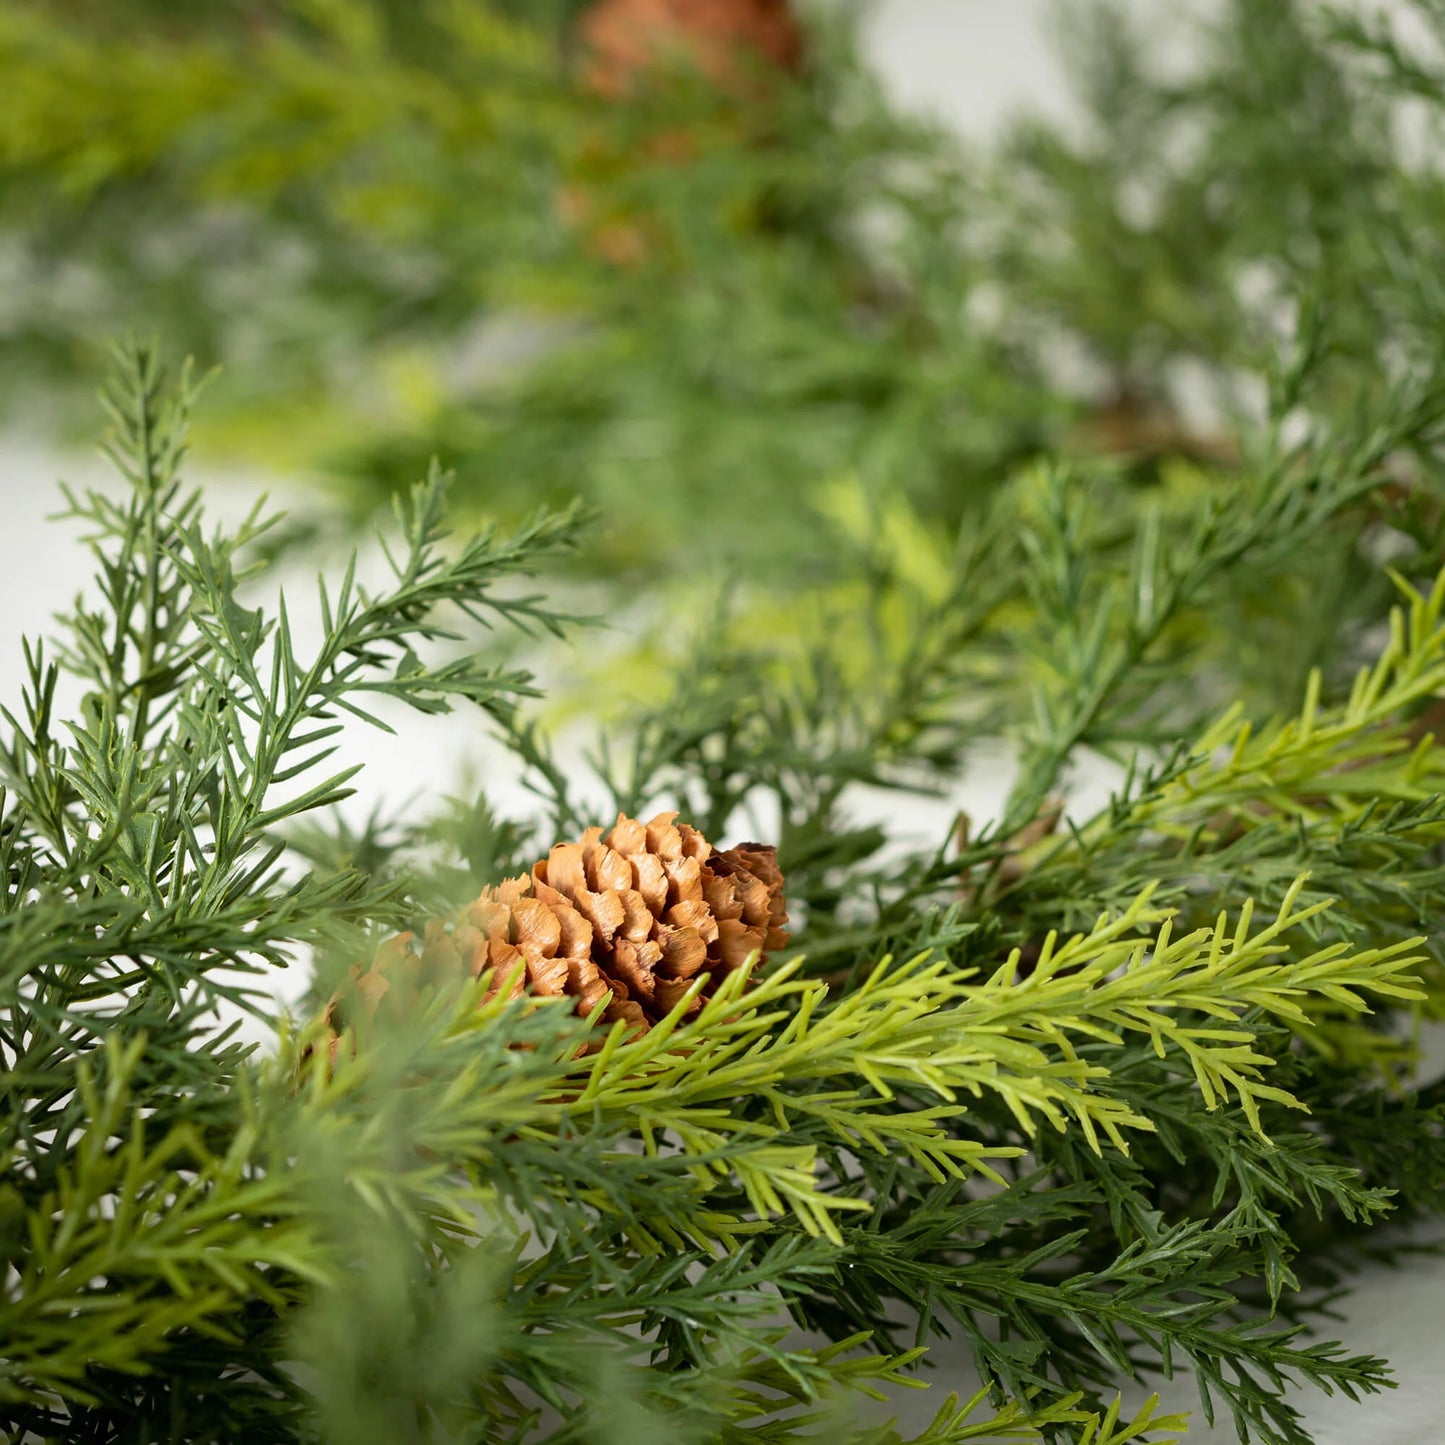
[
  {"x1": 324, "y1": 812, "x2": 788, "y2": 1055},
  {"x1": 578, "y1": 0, "x2": 803, "y2": 97},
  {"x1": 559, "y1": 0, "x2": 804, "y2": 264}
]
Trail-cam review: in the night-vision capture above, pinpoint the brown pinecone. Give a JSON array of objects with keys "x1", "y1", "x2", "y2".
[
  {"x1": 322, "y1": 812, "x2": 787, "y2": 1056},
  {"x1": 560, "y1": 0, "x2": 803, "y2": 266},
  {"x1": 578, "y1": 0, "x2": 804, "y2": 98}
]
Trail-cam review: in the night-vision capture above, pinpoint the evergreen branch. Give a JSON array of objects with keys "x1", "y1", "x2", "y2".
[
  {"x1": 825, "y1": 1205, "x2": 1390, "y2": 1445},
  {"x1": 1004, "y1": 563, "x2": 1445, "y2": 974},
  {"x1": 975, "y1": 876, "x2": 1423, "y2": 1133},
  {"x1": 486, "y1": 873, "x2": 1420, "y2": 1247},
  {"x1": 721, "y1": 1366, "x2": 1188, "y2": 1445},
  {"x1": 1006, "y1": 359, "x2": 1445, "y2": 828},
  {"x1": 857, "y1": 1388, "x2": 1187, "y2": 1445},
  {"x1": 1142, "y1": 565, "x2": 1445, "y2": 829},
  {"x1": 0, "y1": 1035, "x2": 319, "y2": 1407}
]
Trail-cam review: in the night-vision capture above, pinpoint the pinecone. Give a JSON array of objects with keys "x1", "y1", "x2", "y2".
[
  {"x1": 578, "y1": 0, "x2": 804, "y2": 98},
  {"x1": 322, "y1": 812, "x2": 788, "y2": 1056},
  {"x1": 560, "y1": 0, "x2": 804, "y2": 266}
]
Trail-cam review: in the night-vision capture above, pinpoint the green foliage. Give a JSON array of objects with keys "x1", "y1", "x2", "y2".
[
  {"x1": 6, "y1": 0, "x2": 1445, "y2": 611},
  {"x1": 8, "y1": 2, "x2": 1445, "y2": 1442},
  {"x1": 4, "y1": 340, "x2": 1445, "y2": 1444},
  {"x1": 0, "y1": 0, "x2": 1051, "y2": 583}
]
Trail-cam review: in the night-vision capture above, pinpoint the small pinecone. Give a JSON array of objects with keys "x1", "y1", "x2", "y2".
[
  {"x1": 561, "y1": 0, "x2": 802, "y2": 266},
  {"x1": 324, "y1": 812, "x2": 787, "y2": 1052},
  {"x1": 578, "y1": 0, "x2": 804, "y2": 98}
]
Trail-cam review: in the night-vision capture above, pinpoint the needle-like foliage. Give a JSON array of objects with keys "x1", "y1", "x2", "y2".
[
  {"x1": 6, "y1": 4, "x2": 1445, "y2": 1442},
  {"x1": 3, "y1": 337, "x2": 1445, "y2": 1445}
]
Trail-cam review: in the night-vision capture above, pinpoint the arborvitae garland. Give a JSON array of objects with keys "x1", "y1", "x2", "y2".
[
  {"x1": 6, "y1": 5, "x2": 1445, "y2": 1442},
  {"x1": 3, "y1": 336, "x2": 1445, "y2": 1443}
]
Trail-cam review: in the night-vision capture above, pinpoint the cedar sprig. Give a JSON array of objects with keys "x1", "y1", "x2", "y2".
[{"x1": 7, "y1": 341, "x2": 1445, "y2": 1441}]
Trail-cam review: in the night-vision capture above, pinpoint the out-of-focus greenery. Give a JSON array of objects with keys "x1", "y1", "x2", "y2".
[
  {"x1": 9, "y1": 339, "x2": 1445, "y2": 1445},
  {"x1": 4, "y1": 0, "x2": 1444, "y2": 686},
  {"x1": 2, "y1": 0, "x2": 1043, "y2": 579}
]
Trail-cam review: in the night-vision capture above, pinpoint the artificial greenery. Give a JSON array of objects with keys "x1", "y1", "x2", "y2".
[
  {"x1": 5, "y1": 315, "x2": 1445, "y2": 1445},
  {"x1": 0, "y1": 0, "x2": 1057, "y2": 583},
  {"x1": 6, "y1": 0, "x2": 1445, "y2": 800},
  {"x1": 7, "y1": 3, "x2": 1445, "y2": 1442},
  {"x1": 3, "y1": 0, "x2": 1443, "y2": 597}
]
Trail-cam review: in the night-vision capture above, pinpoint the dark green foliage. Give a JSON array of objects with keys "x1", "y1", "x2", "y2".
[{"x1": 0, "y1": 0, "x2": 1055, "y2": 583}]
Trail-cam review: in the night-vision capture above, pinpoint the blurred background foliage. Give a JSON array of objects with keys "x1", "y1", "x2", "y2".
[{"x1": 5, "y1": 0, "x2": 1445, "y2": 718}]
